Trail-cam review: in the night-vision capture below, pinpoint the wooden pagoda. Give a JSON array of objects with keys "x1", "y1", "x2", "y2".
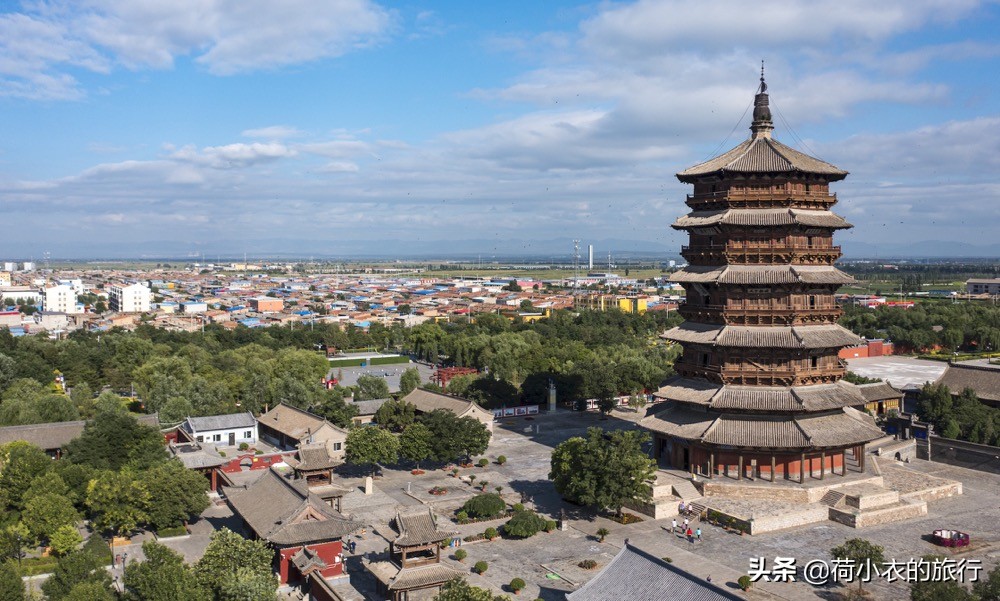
[{"x1": 641, "y1": 72, "x2": 883, "y2": 482}]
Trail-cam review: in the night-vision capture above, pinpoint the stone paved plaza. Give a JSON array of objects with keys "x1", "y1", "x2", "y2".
[
  {"x1": 113, "y1": 408, "x2": 1000, "y2": 600},
  {"x1": 353, "y1": 409, "x2": 1000, "y2": 600}
]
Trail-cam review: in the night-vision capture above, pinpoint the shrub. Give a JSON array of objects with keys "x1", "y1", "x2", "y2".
[
  {"x1": 661, "y1": 557, "x2": 672, "y2": 563},
  {"x1": 469, "y1": 475, "x2": 477, "y2": 485},
  {"x1": 495, "y1": 486, "x2": 503, "y2": 495},
  {"x1": 463, "y1": 533, "x2": 485, "y2": 543},
  {"x1": 578, "y1": 559, "x2": 597, "y2": 570},
  {"x1": 497, "y1": 455, "x2": 507, "y2": 465},
  {"x1": 454, "y1": 549, "x2": 467, "y2": 562},
  {"x1": 510, "y1": 578, "x2": 526, "y2": 593},
  {"x1": 484, "y1": 527, "x2": 499, "y2": 540},
  {"x1": 543, "y1": 520, "x2": 557, "y2": 533},
  {"x1": 254, "y1": 449, "x2": 263, "y2": 455},
  {"x1": 596, "y1": 527, "x2": 610, "y2": 542},
  {"x1": 513, "y1": 503, "x2": 525, "y2": 512},
  {"x1": 738, "y1": 575, "x2": 752, "y2": 591},
  {"x1": 218, "y1": 451, "x2": 226, "y2": 457},
  {"x1": 478, "y1": 458, "x2": 489, "y2": 467},
  {"x1": 504, "y1": 511, "x2": 547, "y2": 539},
  {"x1": 461, "y1": 494, "x2": 506, "y2": 519},
  {"x1": 456, "y1": 511, "x2": 469, "y2": 523},
  {"x1": 238, "y1": 442, "x2": 249, "y2": 451},
  {"x1": 474, "y1": 561, "x2": 488, "y2": 574}
]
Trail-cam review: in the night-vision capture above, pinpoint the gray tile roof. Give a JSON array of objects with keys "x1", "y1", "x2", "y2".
[
  {"x1": 393, "y1": 508, "x2": 456, "y2": 547},
  {"x1": 670, "y1": 265, "x2": 854, "y2": 286},
  {"x1": 855, "y1": 382, "x2": 904, "y2": 403},
  {"x1": 664, "y1": 323, "x2": 861, "y2": 349},
  {"x1": 654, "y1": 378, "x2": 867, "y2": 412},
  {"x1": 0, "y1": 413, "x2": 160, "y2": 451},
  {"x1": 676, "y1": 135, "x2": 847, "y2": 182},
  {"x1": 673, "y1": 208, "x2": 851, "y2": 230},
  {"x1": 935, "y1": 361, "x2": 1000, "y2": 403},
  {"x1": 567, "y1": 543, "x2": 744, "y2": 601},
  {"x1": 368, "y1": 561, "x2": 460, "y2": 591},
  {"x1": 224, "y1": 468, "x2": 361, "y2": 546},
  {"x1": 184, "y1": 412, "x2": 256, "y2": 433}
]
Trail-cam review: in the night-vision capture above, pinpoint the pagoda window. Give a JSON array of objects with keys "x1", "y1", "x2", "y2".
[
  {"x1": 810, "y1": 356, "x2": 819, "y2": 369},
  {"x1": 809, "y1": 295, "x2": 817, "y2": 309},
  {"x1": 701, "y1": 353, "x2": 710, "y2": 367}
]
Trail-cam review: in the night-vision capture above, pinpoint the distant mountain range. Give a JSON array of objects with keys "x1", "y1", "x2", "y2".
[{"x1": 8, "y1": 237, "x2": 1000, "y2": 261}]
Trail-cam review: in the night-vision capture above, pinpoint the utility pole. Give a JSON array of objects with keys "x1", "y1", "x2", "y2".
[{"x1": 573, "y1": 240, "x2": 580, "y2": 296}]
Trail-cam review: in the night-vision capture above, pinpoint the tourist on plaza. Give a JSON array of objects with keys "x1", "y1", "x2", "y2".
[
  {"x1": 672, "y1": 518, "x2": 678, "y2": 533},
  {"x1": 686, "y1": 527, "x2": 694, "y2": 543},
  {"x1": 696, "y1": 527, "x2": 701, "y2": 541}
]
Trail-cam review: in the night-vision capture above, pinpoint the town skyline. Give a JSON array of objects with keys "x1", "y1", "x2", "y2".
[{"x1": 2, "y1": 1, "x2": 1000, "y2": 259}]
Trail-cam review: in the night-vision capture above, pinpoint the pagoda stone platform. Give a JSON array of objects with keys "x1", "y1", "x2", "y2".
[{"x1": 633, "y1": 455, "x2": 961, "y2": 534}]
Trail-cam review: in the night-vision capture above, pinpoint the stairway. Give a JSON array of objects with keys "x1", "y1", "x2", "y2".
[
  {"x1": 685, "y1": 501, "x2": 707, "y2": 520},
  {"x1": 672, "y1": 480, "x2": 702, "y2": 501},
  {"x1": 820, "y1": 490, "x2": 845, "y2": 508}
]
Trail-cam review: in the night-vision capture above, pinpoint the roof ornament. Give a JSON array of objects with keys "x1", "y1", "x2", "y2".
[{"x1": 750, "y1": 60, "x2": 774, "y2": 140}]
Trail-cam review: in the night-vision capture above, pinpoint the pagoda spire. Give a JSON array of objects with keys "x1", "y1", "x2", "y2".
[{"x1": 750, "y1": 61, "x2": 774, "y2": 140}]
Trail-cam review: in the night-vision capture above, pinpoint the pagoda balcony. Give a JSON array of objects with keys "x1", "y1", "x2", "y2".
[
  {"x1": 685, "y1": 190, "x2": 837, "y2": 211},
  {"x1": 678, "y1": 303, "x2": 842, "y2": 326},
  {"x1": 681, "y1": 244, "x2": 841, "y2": 266},
  {"x1": 675, "y1": 362, "x2": 845, "y2": 386}
]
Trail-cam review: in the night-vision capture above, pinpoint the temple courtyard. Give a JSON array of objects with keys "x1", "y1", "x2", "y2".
[{"x1": 97, "y1": 409, "x2": 1000, "y2": 600}]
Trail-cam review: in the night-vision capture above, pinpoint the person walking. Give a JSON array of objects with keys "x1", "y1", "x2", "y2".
[
  {"x1": 683, "y1": 517, "x2": 689, "y2": 530},
  {"x1": 672, "y1": 518, "x2": 678, "y2": 533},
  {"x1": 686, "y1": 527, "x2": 693, "y2": 543},
  {"x1": 695, "y1": 527, "x2": 701, "y2": 541}
]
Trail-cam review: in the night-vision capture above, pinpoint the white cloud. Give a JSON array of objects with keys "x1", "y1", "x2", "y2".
[
  {"x1": 0, "y1": 0, "x2": 393, "y2": 99},
  {"x1": 242, "y1": 126, "x2": 304, "y2": 139},
  {"x1": 172, "y1": 142, "x2": 297, "y2": 169}
]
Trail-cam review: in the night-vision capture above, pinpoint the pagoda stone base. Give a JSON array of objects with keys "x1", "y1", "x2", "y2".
[{"x1": 633, "y1": 456, "x2": 961, "y2": 533}]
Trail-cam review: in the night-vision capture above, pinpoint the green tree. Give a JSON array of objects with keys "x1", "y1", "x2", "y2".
[
  {"x1": 831, "y1": 538, "x2": 885, "y2": 594},
  {"x1": 42, "y1": 546, "x2": 113, "y2": 601},
  {"x1": 374, "y1": 400, "x2": 416, "y2": 432},
  {"x1": 64, "y1": 581, "x2": 115, "y2": 601},
  {"x1": 48, "y1": 524, "x2": 83, "y2": 557},
  {"x1": 123, "y1": 541, "x2": 207, "y2": 601},
  {"x1": 142, "y1": 461, "x2": 210, "y2": 530},
  {"x1": 313, "y1": 388, "x2": 358, "y2": 429},
  {"x1": 974, "y1": 563, "x2": 1000, "y2": 601},
  {"x1": 196, "y1": 528, "x2": 275, "y2": 601},
  {"x1": 399, "y1": 423, "x2": 433, "y2": 469},
  {"x1": 85, "y1": 471, "x2": 150, "y2": 536},
  {"x1": 345, "y1": 426, "x2": 400, "y2": 473},
  {"x1": 399, "y1": 367, "x2": 421, "y2": 396},
  {"x1": 503, "y1": 510, "x2": 546, "y2": 538},
  {"x1": 549, "y1": 427, "x2": 656, "y2": 517},
  {"x1": 0, "y1": 524, "x2": 30, "y2": 565},
  {"x1": 65, "y1": 412, "x2": 165, "y2": 471},
  {"x1": 434, "y1": 577, "x2": 510, "y2": 601},
  {"x1": 218, "y1": 567, "x2": 279, "y2": 601},
  {"x1": 0, "y1": 353, "x2": 15, "y2": 395},
  {"x1": 454, "y1": 416, "x2": 491, "y2": 462},
  {"x1": 0, "y1": 441, "x2": 51, "y2": 511},
  {"x1": 355, "y1": 374, "x2": 390, "y2": 401},
  {"x1": 22, "y1": 492, "x2": 79, "y2": 543},
  {"x1": 69, "y1": 383, "x2": 95, "y2": 418},
  {"x1": 0, "y1": 560, "x2": 24, "y2": 601}
]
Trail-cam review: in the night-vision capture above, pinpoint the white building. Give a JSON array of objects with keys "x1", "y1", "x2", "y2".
[
  {"x1": 180, "y1": 412, "x2": 258, "y2": 446},
  {"x1": 181, "y1": 301, "x2": 208, "y2": 314},
  {"x1": 0, "y1": 286, "x2": 43, "y2": 305},
  {"x1": 109, "y1": 283, "x2": 151, "y2": 313},
  {"x1": 2, "y1": 263, "x2": 15, "y2": 272},
  {"x1": 20, "y1": 262, "x2": 35, "y2": 271},
  {"x1": 45, "y1": 284, "x2": 79, "y2": 314}
]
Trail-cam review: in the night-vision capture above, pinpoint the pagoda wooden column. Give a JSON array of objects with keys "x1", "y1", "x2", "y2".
[
  {"x1": 709, "y1": 452, "x2": 714, "y2": 479},
  {"x1": 799, "y1": 453, "x2": 805, "y2": 483},
  {"x1": 770, "y1": 455, "x2": 776, "y2": 482},
  {"x1": 860, "y1": 447, "x2": 865, "y2": 473},
  {"x1": 737, "y1": 454, "x2": 743, "y2": 480},
  {"x1": 820, "y1": 452, "x2": 825, "y2": 480}
]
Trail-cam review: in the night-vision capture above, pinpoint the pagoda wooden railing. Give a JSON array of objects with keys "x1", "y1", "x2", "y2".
[
  {"x1": 678, "y1": 303, "x2": 842, "y2": 325},
  {"x1": 686, "y1": 190, "x2": 837, "y2": 210},
  {"x1": 676, "y1": 362, "x2": 845, "y2": 386},
  {"x1": 681, "y1": 245, "x2": 841, "y2": 266}
]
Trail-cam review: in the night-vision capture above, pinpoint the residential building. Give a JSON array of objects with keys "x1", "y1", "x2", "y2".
[
  {"x1": 0, "y1": 286, "x2": 43, "y2": 305},
  {"x1": 109, "y1": 283, "x2": 152, "y2": 313},
  {"x1": 0, "y1": 272, "x2": 9, "y2": 287},
  {"x1": 257, "y1": 403, "x2": 348, "y2": 457},
  {"x1": 400, "y1": 389, "x2": 495, "y2": 432},
  {"x1": 180, "y1": 301, "x2": 208, "y2": 314},
  {"x1": 250, "y1": 296, "x2": 284, "y2": 312},
  {"x1": 179, "y1": 412, "x2": 258, "y2": 446},
  {"x1": 45, "y1": 284, "x2": 78, "y2": 314},
  {"x1": 966, "y1": 278, "x2": 1000, "y2": 295},
  {"x1": 855, "y1": 382, "x2": 904, "y2": 416}
]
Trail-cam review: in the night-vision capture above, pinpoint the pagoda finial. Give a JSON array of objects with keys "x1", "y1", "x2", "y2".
[{"x1": 750, "y1": 62, "x2": 773, "y2": 139}]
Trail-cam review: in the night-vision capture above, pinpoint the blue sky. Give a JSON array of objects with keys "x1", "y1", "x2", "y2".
[{"x1": 2, "y1": 0, "x2": 1000, "y2": 259}]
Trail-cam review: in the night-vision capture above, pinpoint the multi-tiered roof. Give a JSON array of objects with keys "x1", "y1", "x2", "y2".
[{"x1": 642, "y1": 73, "x2": 881, "y2": 462}]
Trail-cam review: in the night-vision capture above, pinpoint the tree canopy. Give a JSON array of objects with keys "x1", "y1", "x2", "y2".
[
  {"x1": 195, "y1": 528, "x2": 276, "y2": 601},
  {"x1": 549, "y1": 427, "x2": 656, "y2": 516},
  {"x1": 124, "y1": 541, "x2": 207, "y2": 601},
  {"x1": 345, "y1": 426, "x2": 400, "y2": 471}
]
